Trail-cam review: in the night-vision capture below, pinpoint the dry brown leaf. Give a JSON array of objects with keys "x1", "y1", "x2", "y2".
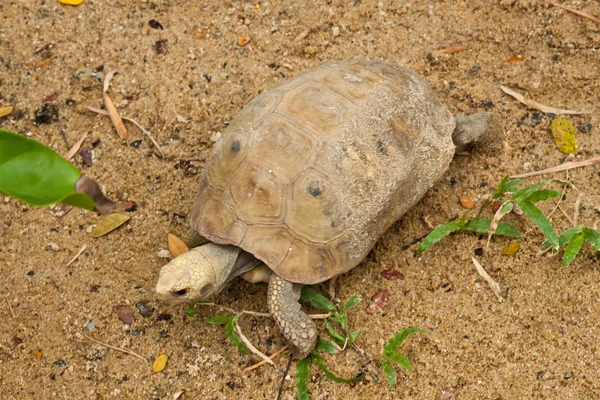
[
  {"x1": 168, "y1": 233, "x2": 189, "y2": 258},
  {"x1": 102, "y1": 71, "x2": 128, "y2": 139},
  {"x1": 114, "y1": 305, "x2": 134, "y2": 326},
  {"x1": 502, "y1": 242, "x2": 520, "y2": 255},
  {"x1": 366, "y1": 290, "x2": 389, "y2": 314},
  {"x1": 511, "y1": 157, "x2": 600, "y2": 178},
  {"x1": 546, "y1": 0, "x2": 600, "y2": 24},
  {"x1": 500, "y1": 86, "x2": 589, "y2": 115},
  {"x1": 0, "y1": 106, "x2": 14, "y2": 117},
  {"x1": 293, "y1": 28, "x2": 310, "y2": 42},
  {"x1": 433, "y1": 45, "x2": 470, "y2": 55},
  {"x1": 65, "y1": 131, "x2": 88, "y2": 161},
  {"x1": 90, "y1": 213, "x2": 131, "y2": 237},
  {"x1": 472, "y1": 257, "x2": 504, "y2": 302}
]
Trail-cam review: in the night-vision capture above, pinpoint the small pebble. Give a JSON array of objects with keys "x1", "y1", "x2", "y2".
[
  {"x1": 53, "y1": 359, "x2": 67, "y2": 367},
  {"x1": 135, "y1": 301, "x2": 154, "y2": 318},
  {"x1": 79, "y1": 147, "x2": 93, "y2": 167},
  {"x1": 157, "y1": 249, "x2": 172, "y2": 259},
  {"x1": 474, "y1": 247, "x2": 484, "y2": 256},
  {"x1": 367, "y1": 290, "x2": 389, "y2": 314},
  {"x1": 332, "y1": 26, "x2": 340, "y2": 37},
  {"x1": 130, "y1": 139, "x2": 143, "y2": 149},
  {"x1": 86, "y1": 322, "x2": 95, "y2": 330},
  {"x1": 491, "y1": 201, "x2": 501, "y2": 214},
  {"x1": 459, "y1": 195, "x2": 474, "y2": 209},
  {"x1": 33, "y1": 350, "x2": 42, "y2": 358},
  {"x1": 149, "y1": 19, "x2": 164, "y2": 30},
  {"x1": 380, "y1": 269, "x2": 404, "y2": 280}
]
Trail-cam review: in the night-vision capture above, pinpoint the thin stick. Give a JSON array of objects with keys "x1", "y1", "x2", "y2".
[
  {"x1": 234, "y1": 324, "x2": 275, "y2": 366},
  {"x1": 573, "y1": 194, "x2": 582, "y2": 227},
  {"x1": 65, "y1": 132, "x2": 88, "y2": 161},
  {"x1": 500, "y1": 85, "x2": 589, "y2": 115},
  {"x1": 275, "y1": 354, "x2": 293, "y2": 400},
  {"x1": 558, "y1": 205, "x2": 574, "y2": 225},
  {"x1": 65, "y1": 245, "x2": 87, "y2": 267},
  {"x1": 154, "y1": 155, "x2": 205, "y2": 162},
  {"x1": 78, "y1": 332, "x2": 146, "y2": 361},
  {"x1": 6, "y1": 298, "x2": 15, "y2": 319},
  {"x1": 87, "y1": 107, "x2": 164, "y2": 157},
  {"x1": 511, "y1": 157, "x2": 600, "y2": 178},
  {"x1": 243, "y1": 346, "x2": 288, "y2": 373},
  {"x1": 102, "y1": 71, "x2": 128, "y2": 139},
  {"x1": 433, "y1": 45, "x2": 471, "y2": 55},
  {"x1": 546, "y1": 0, "x2": 600, "y2": 24},
  {"x1": 472, "y1": 257, "x2": 504, "y2": 302}
]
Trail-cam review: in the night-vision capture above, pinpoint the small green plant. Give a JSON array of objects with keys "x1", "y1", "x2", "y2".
[
  {"x1": 380, "y1": 327, "x2": 424, "y2": 387},
  {"x1": 204, "y1": 314, "x2": 249, "y2": 353},
  {"x1": 543, "y1": 226, "x2": 600, "y2": 266}
]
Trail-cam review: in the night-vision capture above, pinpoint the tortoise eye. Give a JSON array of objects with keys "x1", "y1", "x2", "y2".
[{"x1": 171, "y1": 288, "x2": 189, "y2": 297}]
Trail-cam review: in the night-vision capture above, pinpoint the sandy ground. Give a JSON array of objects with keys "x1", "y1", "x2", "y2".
[{"x1": 1, "y1": 0, "x2": 600, "y2": 399}]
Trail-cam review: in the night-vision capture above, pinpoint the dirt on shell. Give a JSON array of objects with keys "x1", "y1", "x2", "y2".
[{"x1": 1, "y1": 1, "x2": 599, "y2": 399}]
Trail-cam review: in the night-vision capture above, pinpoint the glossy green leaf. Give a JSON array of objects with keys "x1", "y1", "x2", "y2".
[
  {"x1": 527, "y1": 189, "x2": 561, "y2": 203},
  {"x1": 542, "y1": 226, "x2": 581, "y2": 251},
  {"x1": 563, "y1": 232, "x2": 585, "y2": 266},
  {"x1": 348, "y1": 330, "x2": 361, "y2": 345},
  {"x1": 324, "y1": 319, "x2": 346, "y2": 345},
  {"x1": 517, "y1": 200, "x2": 559, "y2": 249},
  {"x1": 583, "y1": 228, "x2": 600, "y2": 251},
  {"x1": 0, "y1": 129, "x2": 95, "y2": 209},
  {"x1": 381, "y1": 358, "x2": 396, "y2": 387},
  {"x1": 417, "y1": 221, "x2": 462, "y2": 253},
  {"x1": 311, "y1": 352, "x2": 363, "y2": 383},
  {"x1": 494, "y1": 176, "x2": 524, "y2": 198},
  {"x1": 296, "y1": 357, "x2": 312, "y2": 400},
  {"x1": 204, "y1": 315, "x2": 233, "y2": 325},
  {"x1": 300, "y1": 286, "x2": 336, "y2": 311},
  {"x1": 513, "y1": 182, "x2": 547, "y2": 203},
  {"x1": 384, "y1": 349, "x2": 413, "y2": 372},
  {"x1": 384, "y1": 327, "x2": 424, "y2": 354},
  {"x1": 463, "y1": 219, "x2": 522, "y2": 238},
  {"x1": 342, "y1": 295, "x2": 360, "y2": 311},
  {"x1": 316, "y1": 339, "x2": 338, "y2": 354},
  {"x1": 225, "y1": 314, "x2": 248, "y2": 353}
]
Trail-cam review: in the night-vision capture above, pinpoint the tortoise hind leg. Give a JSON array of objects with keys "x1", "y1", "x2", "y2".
[
  {"x1": 268, "y1": 274, "x2": 317, "y2": 358},
  {"x1": 452, "y1": 112, "x2": 491, "y2": 151}
]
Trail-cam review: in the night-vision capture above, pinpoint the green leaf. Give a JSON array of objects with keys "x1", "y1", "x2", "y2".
[
  {"x1": 186, "y1": 304, "x2": 196, "y2": 317},
  {"x1": 342, "y1": 296, "x2": 361, "y2": 311},
  {"x1": 311, "y1": 352, "x2": 363, "y2": 383},
  {"x1": 384, "y1": 350, "x2": 413, "y2": 372},
  {"x1": 512, "y1": 182, "x2": 547, "y2": 203},
  {"x1": 225, "y1": 314, "x2": 248, "y2": 353},
  {"x1": 542, "y1": 226, "x2": 581, "y2": 251},
  {"x1": 582, "y1": 227, "x2": 600, "y2": 251},
  {"x1": 324, "y1": 319, "x2": 346, "y2": 345},
  {"x1": 563, "y1": 232, "x2": 585, "y2": 266},
  {"x1": 463, "y1": 219, "x2": 522, "y2": 238},
  {"x1": 494, "y1": 176, "x2": 524, "y2": 198},
  {"x1": 381, "y1": 358, "x2": 396, "y2": 387},
  {"x1": 296, "y1": 357, "x2": 312, "y2": 400},
  {"x1": 300, "y1": 286, "x2": 336, "y2": 311},
  {"x1": 348, "y1": 330, "x2": 361, "y2": 345},
  {"x1": 417, "y1": 221, "x2": 462, "y2": 253},
  {"x1": 517, "y1": 200, "x2": 559, "y2": 249},
  {"x1": 0, "y1": 129, "x2": 96, "y2": 209},
  {"x1": 527, "y1": 189, "x2": 561, "y2": 203},
  {"x1": 383, "y1": 327, "x2": 424, "y2": 354},
  {"x1": 204, "y1": 315, "x2": 233, "y2": 325},
  {"x1": 316, "y1": 339, "x2": 338, "y2": 354}
]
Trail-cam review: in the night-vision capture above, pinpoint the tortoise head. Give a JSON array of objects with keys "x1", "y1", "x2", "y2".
[{"x1": 155, "y1": 243, "x2": 244, "y2": 303}]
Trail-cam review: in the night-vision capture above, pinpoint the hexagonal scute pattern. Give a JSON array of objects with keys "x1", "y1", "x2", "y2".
[
  {"x1": 206, "y1": 131, "x2": 249, "y2": 190},
  {"x1": 227, "y1": 162, "x2": 285, "y2": 225},
  {"x1": 241, "y1": 225, "x2": 294, "y2": 269},
  {"x1": 278, "y1": 238, "x2": 336, "y2": 284},
  {"x1": 227, "y1": 89, "x2": 282, "y2": 132},
  {"x1": 250, "y1": 115, "x2": 321, "y2": 184},
  {"x1": 278, "y1": 84, "x2": 354, "y2": 137},
  {"x1": 312, "y1": 63, "x2": 384, "y2": 102},
  {"x1": 286, "y1": 168, "x2": 344, "y2": 244}
]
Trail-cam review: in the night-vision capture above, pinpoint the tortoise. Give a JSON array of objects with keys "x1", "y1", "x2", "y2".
[{"x1": 155, "y1": 60, "x2": 491, "y2": 358}]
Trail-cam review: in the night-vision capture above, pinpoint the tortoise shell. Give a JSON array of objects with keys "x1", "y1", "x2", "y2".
[{"x1": 190, "y1": 60, "x2": 455, "y2": 284}]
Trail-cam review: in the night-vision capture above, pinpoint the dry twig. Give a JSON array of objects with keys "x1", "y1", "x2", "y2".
[
  {"x1": 6, "y1": 298, "x2": 16, "y2": 319},
  {"x1": 102, "y1": 71, "x2": 128, "y2": 139},
  {"x1": 433, "y1": 45, "x2": 471, "y2": 55},
  {"x1": 234, "y1": 324, "x2": 275, "y2": 366},
  {"x1": 511, "y1": 157, "x2": 600, "y2": 178},
  {"x1": 275, "y1": 354, "x2": 294, "y2": 400},
  {"x1": 472, "y1": 257, "x2": 504, "y2": 302},
  {"x1": 546, "y1": 0, "x2": 600, "y2": 24},
  {"x1": 243, "y1": 346, "x2": 288, "y2": 373},
  {"x1": 65, "y1": 245, "x2": 88, "y2": 267},
  {"x1": 78, "y1": 331, "x2": 146, "y2": 361},
  {"x1": 573, "y1": 194, "x2": 582, "y2": 227},
  {"x1": 87, "y1": 107, "x2": 164, "y2": 157},
  {"x1": 65, "y1": 132, "x2": 88, "y2": 161},
  {"x1": 500, "y1": 85, "x2": 589, "y2": 115}
]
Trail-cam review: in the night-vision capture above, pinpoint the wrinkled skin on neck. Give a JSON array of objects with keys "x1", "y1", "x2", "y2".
[{"x1": 155, "y1": 243, "x2": 259, "y2": 303}]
